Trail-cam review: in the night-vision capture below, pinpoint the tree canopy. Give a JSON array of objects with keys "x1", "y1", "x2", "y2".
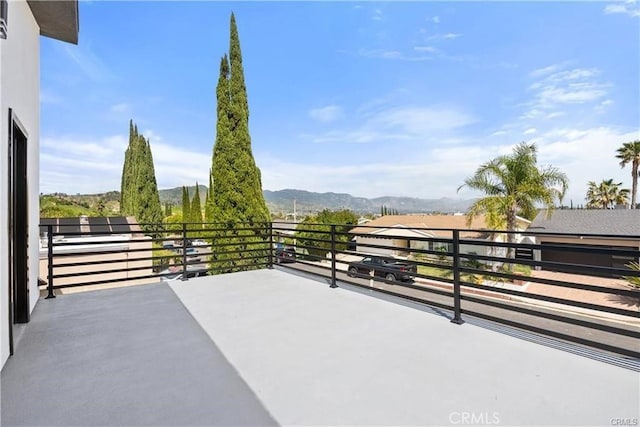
[{"x1": 459, "y1": 142, "x2": 568, "y2": 232}]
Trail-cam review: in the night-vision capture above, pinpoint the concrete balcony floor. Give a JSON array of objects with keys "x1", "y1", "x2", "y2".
[{"x1": 2, "y1": 269, "x2": 638, "y2": 426}]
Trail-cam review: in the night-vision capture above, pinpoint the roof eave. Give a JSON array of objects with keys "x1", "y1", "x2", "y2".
[{"x1": 28, "y1": 0, "x2": 79, "y2": 45}]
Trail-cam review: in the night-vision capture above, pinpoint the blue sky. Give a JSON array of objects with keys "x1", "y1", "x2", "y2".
[{"x1": 40, "y1": 1, "x2": 639, "y2": 205}]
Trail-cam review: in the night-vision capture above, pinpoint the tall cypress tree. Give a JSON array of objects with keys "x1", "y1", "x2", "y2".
[
  {"x1": 182, "y1": 186, "x2": 191, "y2": 224},
  {"x1": 191, "y1": 182, "x2": 203, "y2": 235},
  {"x1": 120, "y1": 121, "x2": 162, "y2": 232},
  {"x1": 204, "y1": 169, "x2": 214, "y2": 224},
  {"x1": 209, "y1": 14, "x2": 271, "y2": 273}
]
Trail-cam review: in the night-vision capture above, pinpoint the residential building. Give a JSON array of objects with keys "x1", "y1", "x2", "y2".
[
  {"x1": 1, "y1": 0, "x2": 79, "y2": 367},
  {"x1": 528, "y1": 209, "x2": 640, "y2": 275},
  {"x1": 350, "y1": 214, "x2": 531, "y2": 261}
]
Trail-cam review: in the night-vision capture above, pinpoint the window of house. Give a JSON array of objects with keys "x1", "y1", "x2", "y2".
[{"x1": 0, "y1": 0, "x2": 7, "y2": 39}]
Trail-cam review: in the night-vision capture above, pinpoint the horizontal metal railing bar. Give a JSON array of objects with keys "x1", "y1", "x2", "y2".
[
  {"x1": 284, "y1": 259, "x2": 331, "y2": 271},
  {"x1": 351, "y1": 240, "x2": 451, "y2": 256},
  {"x1": 461, "y1": 293, "x2": 640, "y2": 338},
  {"x1": 51, "y1": 263, "x2": 269, "y2": 290},
  {"x1": 458, "y1": 266, "x2": 640, "y2": 298},
  {"x1": 52, "y1": 255, "x2": 267, "y2": 280},
  {"x1": 347, "y1": 223, "x2": 640, "y2": 240},
  {"x1": 459, "y1": 237, "x2": 640, "y2": 255},
  {"x1": 458, "y1": 238, "x2": 640, "y2": 258},
  {"x1": 344, "y1": 268, "x2": 455, "y2": 298},
  {"x1": 460, "y1": 308, "x2": 640, "y2": 359},
  {"x1": 338, "y1": 230, "x2": 454, "y2": 245},
  {"x1": 44, "y1": 221, "x2": 640, "y2": 241},
  {"x1": 48, "y1": 246, "x2": 157, "y2": 258},
  {"x1": 206, "y1": 261, "x2": 269, "y2": 274},
  {"x1": 338, "y1": 276, "x2": 456, "y2": 313},
  {"x1": 461, "y1": 252, "x2": 638, "y2": 277},
  {"x1": 53, "y1": 253, "x2": 179, "y2": 268},
  {"x1": 459, "y1": 280, "x2": 639, "y2": 318}
]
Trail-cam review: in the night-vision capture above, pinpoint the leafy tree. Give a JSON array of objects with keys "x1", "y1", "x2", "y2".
[
  {"x1": 458, "y1": 142, "x2": 568, "y2": 261},
  {"x1": 586, "y1": 179, "x2": 630, "y2": 209},
  {"x1": 296, "y1": 209, "x2": 358, "y2": 258},
  {"x1": 209, "y1": 14, "x2": 271, "y2": 273},
  {"x1": 616, "y1": 140, "x2": 640, "y2": 209},
  {"x1": 120, "y1": 121, "x2": 163, "y2": 232}
]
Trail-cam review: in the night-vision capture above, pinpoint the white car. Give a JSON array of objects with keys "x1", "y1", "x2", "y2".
[{"x1": 192, "y1": 239, "x2": 207, "y2": 247}]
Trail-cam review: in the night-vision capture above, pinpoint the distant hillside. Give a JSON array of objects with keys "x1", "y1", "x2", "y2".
[
  {"x1": 43, "y1": 187, "x2": 474, "y2": 217},
  {"x1": 40, "y1": 195, "x2": 104, "y2": 218},
  {"x1": 157, "y1": 185, "x2": 208, "y2": 206},
  {"x1": 263, "y1": 189, "x2": 474, "y2": 215}
]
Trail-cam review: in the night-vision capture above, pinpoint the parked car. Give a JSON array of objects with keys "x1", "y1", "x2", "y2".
[
  {"x1": 347, "y1": 256, "x2": 417, "y2": 282},
  {"x1": 175, "y1": 247, "x2": 197, "y2": 255},
  {"x1": 192, "y1": 239, "x2": 207, "y2": 247},
  {"x1": 159, "y1": 267, "x2": 209, "y2": 282},
  {"x1": 275, "y1": 246, "x2": 296, "y2": 264}
]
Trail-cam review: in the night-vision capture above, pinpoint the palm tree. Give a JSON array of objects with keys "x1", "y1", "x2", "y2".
[
  {"x1": 616, "y1": 140, "x2": 640, "y2": 209},
  {"x1": 586, "y1": 179, "x2": 630, "y2": 209},
  {"x1": 458, "y1": 142, "x2": 568, "y2": 260}
]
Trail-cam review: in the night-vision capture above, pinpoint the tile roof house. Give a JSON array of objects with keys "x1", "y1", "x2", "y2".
[
  {"x1": 527, "y1": 209, "x2": 640, "y2": 275},
  {"x1": 350, "y1": 214, "x2": 531, "y2": 260}
]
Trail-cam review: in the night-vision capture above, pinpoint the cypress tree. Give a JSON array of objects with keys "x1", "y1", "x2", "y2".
[
  {"x1": 209, "y1": 14, "x2": 271, "y2": 273},
  {"x1": 190, "y1": 182, "x2": 203, "y2": 235},
  {"x1": 119, "y1": 121, "x2": 162, "y2": 232},
  {"x1": 204, "y1": 170, "x2": 214, "y2": 224},
  {"x1": 182, "y1": 186, "x2": 191, "y2": 224}
]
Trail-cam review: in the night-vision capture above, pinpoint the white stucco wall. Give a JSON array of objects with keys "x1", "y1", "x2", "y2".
[{"x1": 0, "y1": 0, "x2": 40, "y2": 367}]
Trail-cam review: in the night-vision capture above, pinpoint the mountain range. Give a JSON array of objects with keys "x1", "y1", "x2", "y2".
[{"x1": 158, "y1": 187, "x2": 474, "y2": 215}]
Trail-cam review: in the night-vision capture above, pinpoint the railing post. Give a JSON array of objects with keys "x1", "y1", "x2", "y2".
[
  {"x1": 181, "y1": 222, "x2": 188, "y2": 281},
  {"x1": 330, "y1": 225, "x2": 337, "y2": 288},
  {"x1": 45, "y1": 224, "x2": 55, "y2": 299},
  {"x1": 268, "y1": 222, "x2": 274, "y2": 269},
  {"x1": 451, "y1": 229, "x2": 464, "y2": 324}
]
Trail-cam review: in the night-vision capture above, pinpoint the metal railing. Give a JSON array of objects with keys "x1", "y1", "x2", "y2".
[{"x1": 40, "y1": 221, "x2": 640, "y2": 358}]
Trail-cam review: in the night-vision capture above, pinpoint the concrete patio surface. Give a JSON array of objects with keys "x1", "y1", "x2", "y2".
[
  {"x1": 2, "y1": 268, "x2": 638, "y2": 426},
  {"x1": 1, "y1": 283, "x2": 276, "y2": 426},
  {"x1": 170, "y1": 269, "x2": 639, "y2": 426}
]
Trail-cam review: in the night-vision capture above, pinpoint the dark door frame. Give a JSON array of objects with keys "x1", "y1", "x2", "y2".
[{"x1": 7, "y1": 108, "x2": 30, "y2": 356}]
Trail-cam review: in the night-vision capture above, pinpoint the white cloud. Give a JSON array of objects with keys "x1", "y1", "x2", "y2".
[
  {"x1": 308, "y1": 105, "x2": 476, "y2": 145},
  {"x1": 357, "y1": 49, "x2": 431, "y2": 61},
  {"x1": 604, "y1": 1, "x2": 640, "y2": 17},
  {"x1": 413, "y1": 46, "x2": 439, "y2": 53},
  {"x1": 40, "y1": 132, "x2": 210, "y2": 195},
  {"x1": 431, "y1": 16, "x2": 440, "y2": 24},
  {"x1": 534, "y1": 127, "x2": 640, "y2": 203},
  {"x1": 372, "y1": 9, "x2": 383, "y2": 21},
  {"x1": 442, "y1": 33, "x2": 462, "y2": 39},
  {"x1": 109, "y1": 103, "x2": 131, "y2": 114},
  {"x1": 426, "y1": 32, "x2": 463, "y2": 41},
  {"x1": 525, "y1": 65, "x2": 611, "y2": 114},
  {"x1": 309, "y1": 105, "x2": 344, "y2": 123},
  {"x1": 524, "y1": 128, "x2": 537, "y2": 135}
]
